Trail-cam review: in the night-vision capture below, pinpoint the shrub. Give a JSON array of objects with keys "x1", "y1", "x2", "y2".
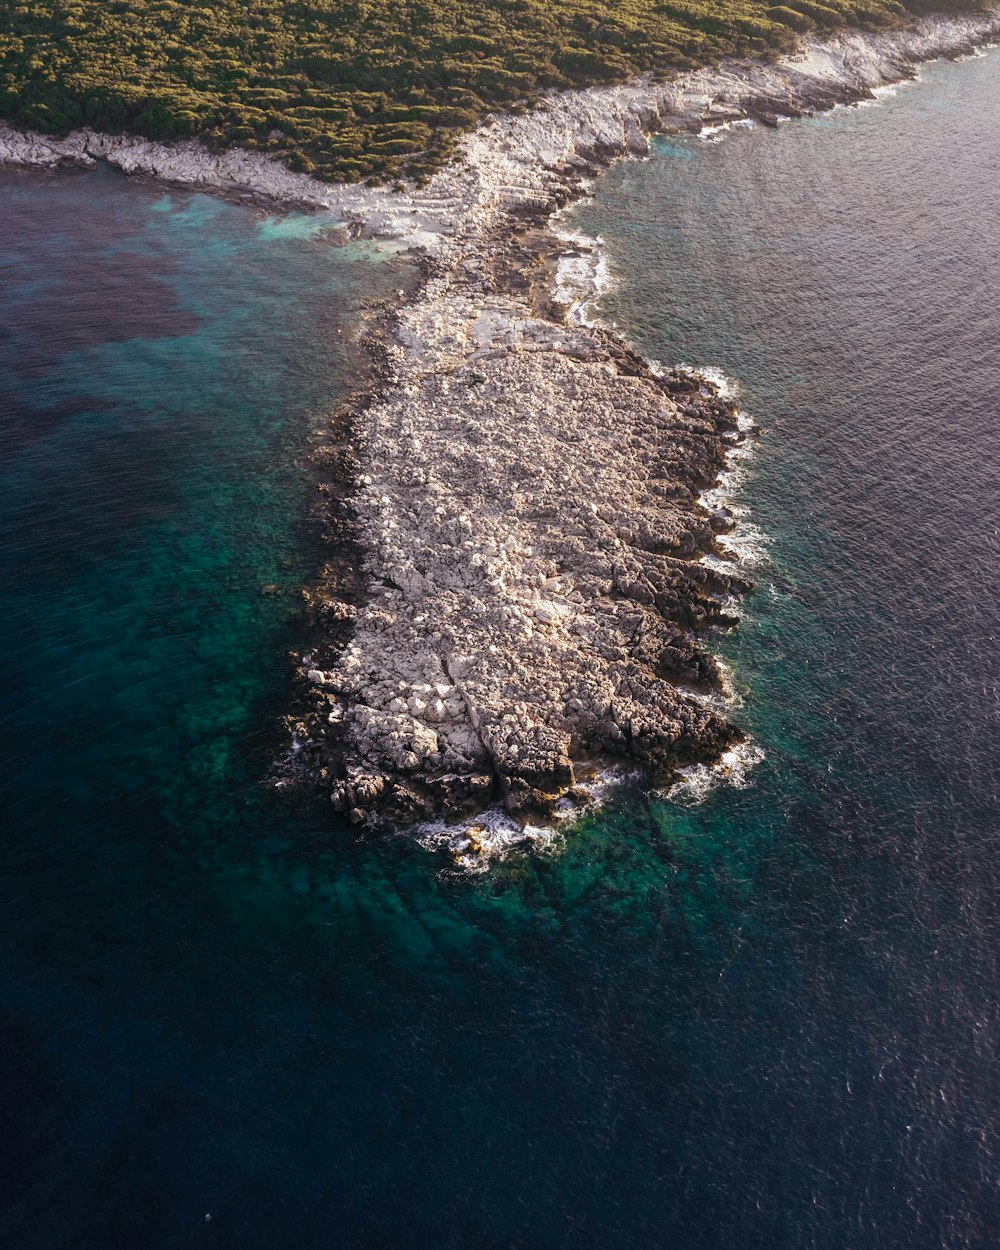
[{"x1": 0, "y1": 0, "x2": 936, "y2": 181}]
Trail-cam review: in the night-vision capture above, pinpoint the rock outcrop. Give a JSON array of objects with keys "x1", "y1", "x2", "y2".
[
  {"x1": 282, "y1": 14, "x2": 1000, "y2": 829},
  {"x1": 299, "y1": 326, "x2": 750, "y2": 826},
  {"x1": 5, "y1": 13, "x2": 997, "y2": 830}
]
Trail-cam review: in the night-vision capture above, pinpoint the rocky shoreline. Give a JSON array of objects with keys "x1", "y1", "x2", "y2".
[
  {"x1": 285, "y1": 14, "x2": 1000, "y2": 834},
  {"x1": 4, "y1": 12, "x2": 997, "y2": 836}
]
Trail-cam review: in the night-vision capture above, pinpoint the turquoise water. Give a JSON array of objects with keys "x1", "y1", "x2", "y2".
[{"x1": 3, "y1": 50, "x2": 1000, "y2": 1249}]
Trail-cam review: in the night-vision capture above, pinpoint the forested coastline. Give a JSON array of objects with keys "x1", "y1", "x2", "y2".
[{"x1": 0, "y1": 0, "x2": 985, "y2": 182}]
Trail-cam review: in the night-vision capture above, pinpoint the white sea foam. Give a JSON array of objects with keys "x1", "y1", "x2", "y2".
[
  {"x1": 411, "y1": 764, "x2": 638, "y2": 871},
  {"x1": 678, "y1": 681, "x2": 731, "y2": 714},
  {"x1": 702, "y1": 366, "x2": 744, "y2": 401},
  {"x1": 678, "y1": 655, "x2": 746, "y2": 724},
  {"x1": 664, "y1": 738, "x2": 765, "y2": 805},
  {"x1": 663, "y1": 360, "x2": 744, "y2": 402},
  {"x1": 700, "y1": 462, "x2": 766, "y2": 566},
  {"x1": 699, "y1": 117, "x2": 757, "y2": 142},
  {"x1": 697, "y1": 402, "x2": 768, "y2": 574},
  {"x1": 551, "y1": 217, "x2": 614, "y2": 327},
  {"x1": 411, "y1": 806, "x2": 560, "y2": 872},
  {"x1": 705, "y1": 524, "x2": 768, "y2": 571}
]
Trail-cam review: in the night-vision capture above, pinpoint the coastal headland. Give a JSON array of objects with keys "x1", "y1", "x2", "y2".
[{"x1": 3, "y1": 12, "x2": 998, "y2": 840}]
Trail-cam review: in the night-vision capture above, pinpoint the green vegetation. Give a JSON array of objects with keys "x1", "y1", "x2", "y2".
[{"x1": 0, "y1": 0, "x2": 984, "y2": 182}]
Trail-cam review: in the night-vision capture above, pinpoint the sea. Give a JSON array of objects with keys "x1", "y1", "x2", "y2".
[{"x1": 1, "y1": 46, "x2": 998, "y2": 1250}]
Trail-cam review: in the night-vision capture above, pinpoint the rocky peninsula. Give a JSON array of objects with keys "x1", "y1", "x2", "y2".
[{"x1": 4, "y1": 12, "x2": 998, "y2": 837}]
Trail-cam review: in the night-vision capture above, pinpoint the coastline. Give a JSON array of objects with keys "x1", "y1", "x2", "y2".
[
  {"x1": 286, "y1": 12, "x2": 1000, "y2": 839},
  {"x1": 1, "y1": 15, "x2": 997, "y2": 255},
  {"x1": 4, "y1": 11, "x2": 998, "y2": 844}
]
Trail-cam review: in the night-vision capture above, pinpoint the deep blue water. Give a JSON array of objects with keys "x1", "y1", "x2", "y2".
[{"x1": 2, "y1": 50, "x2": 1000, "y2": 1249}]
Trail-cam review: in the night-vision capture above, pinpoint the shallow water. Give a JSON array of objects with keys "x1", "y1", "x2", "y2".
[{"x1": 3, "y1": 50, "x2": 1000, "y2": 1250}]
